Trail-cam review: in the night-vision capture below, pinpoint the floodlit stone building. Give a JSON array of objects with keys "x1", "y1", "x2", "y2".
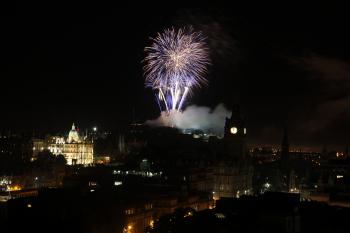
[{"x1": 33, "y1": 123, "x2": 93, "y2": 165}]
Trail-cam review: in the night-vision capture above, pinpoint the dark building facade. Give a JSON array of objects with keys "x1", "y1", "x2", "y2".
[
  {"x1": 213, "y1": 105, "x2": 253, "y2": 199},
  {"x1": 223, "y1": 105, "x2": 247, "y2": 159}
]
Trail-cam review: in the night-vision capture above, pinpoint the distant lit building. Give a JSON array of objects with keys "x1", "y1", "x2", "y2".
[
  {"x1": 94, "y1": 156, "x2": 110, "y2": 164},
  {"x1": 33, "y1": 123, "x2": 93, "y2": 165}
]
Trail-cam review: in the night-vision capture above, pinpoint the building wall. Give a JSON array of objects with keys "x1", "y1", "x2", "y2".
[
  {"x1": 49, "y1": 143, "x2": 93, "y2": 165},
  {"x1": 152, "y1": 195, "x2": 213, "y2": 220},
  {"x1": 213, "y1": 164, "x2": 253, "y2": 199},
  {"x1": 124, "y1": 202, "x2": 154, "y2": 233},
  {"x1": 32, "y1": 139, "x2": 45, "y2": 158},
  {"x1": 188, "y1": 167, "x2": 214, "y2": 193},
  {"x1": 32, "y1": 139, "x2": 93, "y2": 165}
]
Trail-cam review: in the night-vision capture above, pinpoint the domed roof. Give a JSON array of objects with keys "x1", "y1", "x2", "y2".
[{"x1": 67, "y1": 123, "x2": 80, "y2": 143}]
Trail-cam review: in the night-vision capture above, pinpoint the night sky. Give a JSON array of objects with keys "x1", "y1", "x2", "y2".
[{"x1": 1, "y1": 3, "x2": 350, "y2": 150}]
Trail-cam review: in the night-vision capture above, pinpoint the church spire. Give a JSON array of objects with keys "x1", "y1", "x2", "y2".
[
  {"x1": 280, "y1": 124, "x2": 290, "y2": 167},
  {"x1": 282, "y1": 125, "x2": 289, "y2": 150}
]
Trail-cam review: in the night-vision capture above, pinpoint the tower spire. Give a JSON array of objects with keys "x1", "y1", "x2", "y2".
[{"x1": 280, "y1": 123, "x2": 290, "y2": 169}]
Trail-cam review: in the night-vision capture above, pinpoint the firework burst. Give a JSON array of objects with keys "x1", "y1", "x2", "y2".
[{"x1": 143, "y1": 27, "x2": 210, "y2": 113}]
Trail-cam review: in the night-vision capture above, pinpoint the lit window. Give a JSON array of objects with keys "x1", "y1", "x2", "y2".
[
  {"x1": 89, "y1": 181, "x2": 97, "y2": 186},
  {"x1": 145, "y1": 203, "x2": 153, "y2": 210},
  {"x1": 215, "y1": 213, "x2": 226, "y2": 219},
  {"x1": 125, "y1": 209, "x2": 134, "y2": 215},
  {"x1": 114, "y1": 181, "x2": 122, "y2": 186}
]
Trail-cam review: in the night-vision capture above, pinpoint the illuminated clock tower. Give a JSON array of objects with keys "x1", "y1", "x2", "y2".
[
  {"x1": 224, "y1": 105, "x2": 246, "y2": 138},
  {"x1": 224, "y1": 105, "x2": 247, "y2": 158},
  {"x1": 213, "y1": 104, "x2": 252, "y2": 199}
]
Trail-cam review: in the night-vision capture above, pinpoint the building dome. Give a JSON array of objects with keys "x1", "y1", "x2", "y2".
[{"x1": 67, "y1": 123, "x2": 80, "y2": 143}]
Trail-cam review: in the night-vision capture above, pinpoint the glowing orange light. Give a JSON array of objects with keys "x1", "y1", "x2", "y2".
[{"x1": 7, "y1": 185, "x2": 22, "y2": 191}]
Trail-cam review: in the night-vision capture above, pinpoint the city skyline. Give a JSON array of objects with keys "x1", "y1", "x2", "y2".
[{"x1": 1, "y1": 3, "x2": 350, "y2": 149}]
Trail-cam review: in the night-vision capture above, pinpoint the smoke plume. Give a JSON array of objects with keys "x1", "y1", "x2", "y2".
[{"x1": 146, "y1": 103, "x2": 231, "y2": 136}]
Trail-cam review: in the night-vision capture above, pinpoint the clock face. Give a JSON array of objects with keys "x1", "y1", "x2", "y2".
[{"x1": 230, "y1": 127, "x2": 238, "y2": 134}]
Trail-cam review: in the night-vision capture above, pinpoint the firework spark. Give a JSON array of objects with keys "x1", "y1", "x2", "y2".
[{"x1": 143, "y1": 27, "x2": 210, "y2": 113}]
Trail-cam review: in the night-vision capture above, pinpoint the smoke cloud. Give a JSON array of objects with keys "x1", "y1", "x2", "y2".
[{"x1": 146, "y1": 103, "x2": 231, "y2": 136}]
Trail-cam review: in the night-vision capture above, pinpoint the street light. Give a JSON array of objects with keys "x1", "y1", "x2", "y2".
[{"x1": 93, "y1": 127, "x2": 97, "y2": 132}]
